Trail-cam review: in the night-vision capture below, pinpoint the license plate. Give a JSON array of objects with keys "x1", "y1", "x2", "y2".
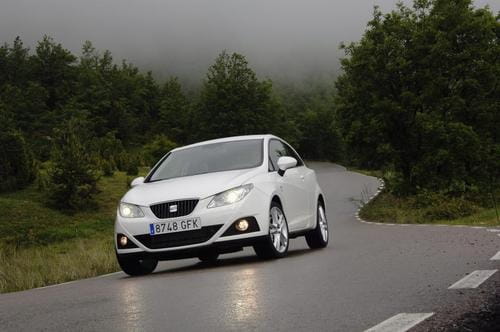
[{"x1": 149, "y1": 217, "x2": 201, "y2": 235}]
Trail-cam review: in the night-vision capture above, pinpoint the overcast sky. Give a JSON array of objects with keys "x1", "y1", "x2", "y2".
[{"x1": 0, "y1": 0, "x2": 498, "y2": 82}]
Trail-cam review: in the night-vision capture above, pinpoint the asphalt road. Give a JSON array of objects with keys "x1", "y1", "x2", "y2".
[{"x1": 1, "y1": 162, "x2": 499, "y2": 331}]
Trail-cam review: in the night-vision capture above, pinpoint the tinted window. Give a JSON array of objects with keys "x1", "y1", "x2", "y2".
[
  {"x1": 268, "y1": 139, "x2": 303, "y2": 171},
  {"x1": 148, "y1": 139, "x2": 263, "y2": 182}
]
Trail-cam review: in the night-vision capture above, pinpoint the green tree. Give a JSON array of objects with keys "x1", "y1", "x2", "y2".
[
  {"x1": 196, "y1": 51, "x2": 281, "y2": 139},
  {"x1": 73, "y1": 41, "x2": 161, "y2": 145},
  {"x1": 156, "y1": 78, "x2": 190, "y2": 144},
  {"x1": 32, "y1": 36, "x2": 77, "y2": 110},
  {"x1": 48, "y1": 118, "x2": 99, "y2": 210},
  {"x1": 0, "y1": 124, "x2": 36, "y2": 192},
  {"x1": 336, "y1": 0, "x2": 499, "y2": 194},
  {"x1": 276, "y1": 79, "x2": 343, "y2": 160},
  {"x1": 143, "y1": 135, "x2": 177, "y2": 165},
  {"x1": 0, "y1": 37, "x2": 32, "y2": 87}
]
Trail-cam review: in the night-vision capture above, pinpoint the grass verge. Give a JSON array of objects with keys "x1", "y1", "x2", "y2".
[
  {"x1": 0, "y1": 236, "x2": 118, "y2": 293},
  {"x1": 360, "y1": 191, "x2": 500, "y2": 227},
  {"x1": 0, "y1": 170, "x2": 146, "y2": 293}
]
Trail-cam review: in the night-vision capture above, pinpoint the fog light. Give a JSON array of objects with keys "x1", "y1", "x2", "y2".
[
  {"x1": 119, "y1": 235, "x2": 128, "y2": 247},
  {"x1": 235, "y1": 219, "x2": 249, "y2": 232}
]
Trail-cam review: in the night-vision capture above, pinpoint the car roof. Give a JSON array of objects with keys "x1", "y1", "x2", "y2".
[{"x1": 172, "y1": 134, "x2": 278, "y2": 152}]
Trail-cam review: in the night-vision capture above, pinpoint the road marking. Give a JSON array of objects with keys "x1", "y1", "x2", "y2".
[
  {"x1": 487, "y1": 229, "x2": 500, "y2": 232},
  {"x1": 33, "y1": 271, "x2": 122, "y2": 290},
  {"x1": 365, "y1": 313, "x2": 434, "y2": 332},
  {"x1": 448, "y1": 270, "x2": 497, "y2": 289},
  {"x1": 491, "y1": 251, "x2": 500, "y2": 260}
]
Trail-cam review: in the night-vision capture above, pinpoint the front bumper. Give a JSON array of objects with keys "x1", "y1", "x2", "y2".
[
  {"x1": 115, "y1": 189, "x2": 269, "y2": 256},
  {"x1": 116, "y1": 235, "x2": 268, "y2": 261}
]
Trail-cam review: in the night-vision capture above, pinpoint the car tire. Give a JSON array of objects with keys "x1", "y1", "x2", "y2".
[
  {"x1": 198, "y1": 251, "x2": 219, "y2": 264},
  {"x1": 253, "y1": 200, "x2": 289, "y2": 259},
  {"x1": 305, "y1": 201, "x2": 329, "y2": 249},
  {"x1": 116, "y1": 252, "x2": 158, "y2": 276}
]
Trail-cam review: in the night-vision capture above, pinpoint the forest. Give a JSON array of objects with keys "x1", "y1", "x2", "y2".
[{"x1": 1, "y1": 0, "x2": 498, "y2": 213}]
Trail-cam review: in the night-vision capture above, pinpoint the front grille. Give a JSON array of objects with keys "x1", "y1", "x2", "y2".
[
  {"x1": 134, "y1": 225, "x2": 223, "y2": 249},
  {"x1": 150, "y1": 199, "x2": 198, "y2": 219}
]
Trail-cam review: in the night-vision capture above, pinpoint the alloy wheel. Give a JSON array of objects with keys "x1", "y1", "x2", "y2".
[
  {"x1": 269, "y1": 206, "x2": 288, "y2": 253},
  {"x1": 318, "y1": 205, "x2": 328, "y2": 242}
]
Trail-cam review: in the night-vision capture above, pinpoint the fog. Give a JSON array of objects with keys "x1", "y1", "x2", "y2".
[{"x1": 1, "y1": 0, "x2": 498, "y2": 83}]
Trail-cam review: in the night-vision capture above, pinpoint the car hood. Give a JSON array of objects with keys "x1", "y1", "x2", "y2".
[{"x1": 121, "y1": 167, "x2": 262, "y2": 206}]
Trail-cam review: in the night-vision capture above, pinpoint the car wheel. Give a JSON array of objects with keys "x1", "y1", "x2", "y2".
[
  {"x1": 198, "y1": 251, "x2": 219, "y2": 264},
  {"x1": 305, "y1": 201, "x2": 329, "y2": 249},
  {"x1": 116, "y1": 252, "x2": 158, "y2": 276},
  {"x1": 254, "y1": 201, "x2": 289, "y2": 259}
]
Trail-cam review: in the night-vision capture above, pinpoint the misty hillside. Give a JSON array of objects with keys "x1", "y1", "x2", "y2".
[{"x1": 1, "y1": 0, "x2": 497, "y2": 84}]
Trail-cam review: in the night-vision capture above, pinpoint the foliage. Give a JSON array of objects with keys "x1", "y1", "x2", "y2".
[
  {"x1": 360, "y1": 190, "x2": 498, "y2": 226},
  {"x1": 47, "y1": 118, "x2": 100, "y2": 210},
  {"x1": 156, "y1": 78, "x2": 191, "y2": 144},
  {"x1": 1, "y1": 35, "x2": 339, "y2": 170},
  {"x1": 143, "y1": 135, "x2": 177, "y2": 166},
  {"x1": 0, "y1": 129, "x2": 36, "y2": 192},
  {"x1": 125, "y1": 156, "x2": 140, "y2": 176},
  {"x1": 195, "y1": 51, "x2": 283, "y2": 140},
  {"x1": 276, "y1": 79, "x2": 343, "y2": 160},
  {"x1": 336, "y1": 0, "x2": 499, "y2": 194}
]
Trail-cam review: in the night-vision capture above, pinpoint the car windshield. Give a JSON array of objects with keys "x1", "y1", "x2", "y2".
[{"x1": 147, "y1": 139, "x2": 264, "y2": 182}]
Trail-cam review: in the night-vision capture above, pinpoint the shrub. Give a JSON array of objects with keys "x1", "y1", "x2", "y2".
[
  {"x1": 35, "y1": 168, "x2": 51, "y2": 192},
  {"x1": 125, "y1": 157, "x2": 139, "y2": 176},
  {"x1": 100, "y1": 159, "x2": 115, "y2": 177},
  {"x1": 143, "y1": 135, "x2": 177, "y2": 165},
  {"x1": 47, "y1": 119, "x2": 100, "y2": 210},
  {"x1": 0, "y1": 130, "x2": 36, "y2": 192},
  {"x1": 423, "y1": 196, "x2": 479, "y2": 220}
]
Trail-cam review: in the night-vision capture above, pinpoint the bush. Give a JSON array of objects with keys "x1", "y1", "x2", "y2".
[
  {"x1": 35, "y1": 168, "x2": 50, "y2": 192},
  {"x1": 125, "y1": 157, "x2": 139, "y2": 176},
  {"x1": 0, "y1": 130, "x2": 36, "y2": 192},
  {"x1": 100, "y1": 159, "x2": 115, "y2": 177},
  {"x1": 143, "y1": 135, "x2": 177, "y2": 165},
  {"x1": 421, "y1": 193, "x2": 479, "y2": 220},
  {"x1": 47, "y1": 119, "x2": 100, "y2": 210}
]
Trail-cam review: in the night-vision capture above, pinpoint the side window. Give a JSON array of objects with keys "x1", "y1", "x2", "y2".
[
  {"x1": 268, "y1": 157, "x2": 276, "y2": 171},
  {"x1": 268, "y1": 139, "x2": 304, "y2": 171},
  {"x1": 269, "y1": 140, "x2": 287, "y2": 171},
  {"x1": 283, "y1": 143, "x2": 304, "y2": 166}
]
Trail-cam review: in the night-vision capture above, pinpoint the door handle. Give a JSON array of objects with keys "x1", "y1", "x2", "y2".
[{"x1": 300, "y1": 175, "x2": 305, "y2": 180}]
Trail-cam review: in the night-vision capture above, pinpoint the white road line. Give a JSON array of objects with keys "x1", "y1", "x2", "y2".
[
  {"x1": 365, "y1": 313, "x2": 434, "y2": 332},
  {"x1": 448, "y1": 270, "x2": 497, "y2": 289},
  {"x1": 33, "y1": 271, "x2": 122, "y2": 290},
  {"x1": 490, "y1": 251, "x2": 500, "y2": 260},
  {"x1": 487, "y1": 229, "x2": 500, "y2": 232}
]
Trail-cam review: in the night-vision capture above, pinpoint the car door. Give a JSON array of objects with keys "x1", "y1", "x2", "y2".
[
  {"x1": 281, "y1": 142, "x2": 316, "y2": 229},
  {"x1": 268, "y1": 139, "x2": 309, "y2": 232}
]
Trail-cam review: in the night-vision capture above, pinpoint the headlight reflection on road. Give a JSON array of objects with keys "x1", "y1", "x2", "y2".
[
  {"x1": 227, "y1": 268, "x2": 261, "y2": 323},
  {"x1": 119, "y1": 281, "x2": 146, "y2": 331}
]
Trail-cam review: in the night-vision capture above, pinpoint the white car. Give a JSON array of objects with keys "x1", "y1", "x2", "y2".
[{"x1": 115, "y1": 134, "x2": 328, "y2": 275}]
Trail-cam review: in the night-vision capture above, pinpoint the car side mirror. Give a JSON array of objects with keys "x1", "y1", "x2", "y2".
[
  {"x1": 277, "y1": 156, "x2": 297, "y2": 176},
  {"x1": 130, "y1": 176, "x2": 145, "y2": 187}
]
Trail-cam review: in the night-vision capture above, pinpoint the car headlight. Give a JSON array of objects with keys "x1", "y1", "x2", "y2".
[
  {"x1": 119, "y1": 202, "x2": 145, "y2": 218},
  {"x1": 207, "y1": 184, "x2": 253, "y2": 208}
]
